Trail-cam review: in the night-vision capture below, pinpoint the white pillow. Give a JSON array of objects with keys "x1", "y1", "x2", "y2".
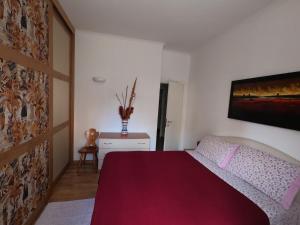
[
  {"x1": 225, "y1": 145, "x2": 300, "y2": 209},
  {"x1": 195, "y1": 136, "x2": 240, "y2": 168}
]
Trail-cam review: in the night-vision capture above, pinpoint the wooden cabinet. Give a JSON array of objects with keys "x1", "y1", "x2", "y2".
[{"x1": 98, "y1": 132, "x2": 150, "y2": 168}]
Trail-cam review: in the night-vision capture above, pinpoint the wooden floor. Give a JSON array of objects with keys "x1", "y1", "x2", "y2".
[{"x1": 49, "y1": 162, "x2": 99, "y2": 202}]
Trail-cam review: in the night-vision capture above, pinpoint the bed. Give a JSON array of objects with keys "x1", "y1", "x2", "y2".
[{"x1": 91, "y1": 136, "x2": 300, "y2": 225}]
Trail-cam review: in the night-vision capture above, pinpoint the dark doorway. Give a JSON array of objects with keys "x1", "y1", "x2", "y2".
[{"x1": 156, "y1": 83, "x2": 169, "y2": 151}]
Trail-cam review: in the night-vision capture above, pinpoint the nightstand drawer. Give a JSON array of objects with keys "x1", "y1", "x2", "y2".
[
  {"x1": 98, "y1": 147, "x2": 149, "y2": 161},
  {"x1": 100, "y1": 139, "x2": 150, "y2": 149}
]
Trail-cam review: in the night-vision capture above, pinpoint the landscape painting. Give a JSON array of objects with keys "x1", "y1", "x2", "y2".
[{"x1": 228, "y1": 72, "x2": 300, "y2": 131}]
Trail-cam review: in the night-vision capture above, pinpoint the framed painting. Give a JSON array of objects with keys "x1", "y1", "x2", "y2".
[{"x1": 228, "y1": 71, "x2": 300, "y2": 131}]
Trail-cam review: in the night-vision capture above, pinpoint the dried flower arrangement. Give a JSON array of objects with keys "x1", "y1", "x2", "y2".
[{"x1": 116, "y1": 78, "x2": 137, "y2": 121}]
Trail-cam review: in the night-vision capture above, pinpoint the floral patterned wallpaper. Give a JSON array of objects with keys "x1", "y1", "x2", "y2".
[
  {"x1": 0, "y1": 0, "x2": 49, "y2": 63},
  {"x1": 0, "y1": 1, "x2": 51, "y2": 224},
  {"x1": 0, "y1": 140, "x2": 49, "y2": 225},
  {"x1": 0, "y1": 58, "x2": 49, "y2": 152}
]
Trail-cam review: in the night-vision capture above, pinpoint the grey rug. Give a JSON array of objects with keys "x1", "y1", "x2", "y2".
[{"x1": 35, "y1": 198, "x2": 95, "y2": 225}]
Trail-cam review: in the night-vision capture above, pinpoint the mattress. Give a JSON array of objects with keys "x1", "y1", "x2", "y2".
[{"x1": 187, "y1": 150, "x2": 300, "y2": 225}]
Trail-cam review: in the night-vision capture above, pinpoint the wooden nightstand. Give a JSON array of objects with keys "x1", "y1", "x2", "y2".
[{"x1": 98, "y1": 132, "x2": 150, "y2": 168}]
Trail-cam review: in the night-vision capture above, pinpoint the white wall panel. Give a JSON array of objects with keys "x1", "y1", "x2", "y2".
[
  {"x1": 184, "y1": 0, "x2": 300, "y2": 160},
  {"x1": 74, "y1": 31, "x2": 163, "y2": 159}
]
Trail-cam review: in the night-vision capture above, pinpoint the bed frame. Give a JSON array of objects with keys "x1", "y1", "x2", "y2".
[{"x1": 219, "y1": 136, "x2": 300, "y2": 208}]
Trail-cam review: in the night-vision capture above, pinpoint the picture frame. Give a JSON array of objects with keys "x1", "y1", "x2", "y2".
[{"x1": 228, "y1": 71, "x2": 300, "y2": 131}]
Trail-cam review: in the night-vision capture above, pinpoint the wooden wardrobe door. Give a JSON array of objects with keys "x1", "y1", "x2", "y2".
[{"x1": 52, "y1": 11, "x2": 72, "y2": 181}]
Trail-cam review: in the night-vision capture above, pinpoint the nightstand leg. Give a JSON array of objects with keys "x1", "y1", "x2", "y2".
[
  {"x1": 78, "y1": 153, "x2": 83, "y2": 172},
  {"x1": 93, "y1": 152, "x2": 98, "y2": 172},
  {"x1": 83, "y1": 153, "x2": 87, "y2": 165}
]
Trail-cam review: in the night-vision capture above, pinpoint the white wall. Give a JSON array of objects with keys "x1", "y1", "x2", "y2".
[
  {"x1": 161, "y1": 50, "x2": 190, "y2": 83},
  {"x1": 185, "y1": 0, "x2": 300, "y2": 160},
  {"x1": 74, "y1": 31, "x2": 163, "y2": 159},
  {"x1": 161, "y1": 50, "x2": 191, "y2": 149}
]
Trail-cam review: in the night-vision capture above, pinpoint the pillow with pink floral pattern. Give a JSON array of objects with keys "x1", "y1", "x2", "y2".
[
  {"x1": 225, "y1": 145, "x2": 300, "y2": 209},
  {"x1": 195, "y1": 136, "x2": 240, "y2": 168}
]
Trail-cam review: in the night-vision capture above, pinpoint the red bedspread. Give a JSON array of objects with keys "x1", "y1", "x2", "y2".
[{"x1": 91, "y1": 151, "x2": 269, "y2": 225}]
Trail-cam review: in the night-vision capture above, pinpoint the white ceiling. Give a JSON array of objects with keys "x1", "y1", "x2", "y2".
[{"x1": 59, "y1": 0, "x2": 273, "y2": 52}]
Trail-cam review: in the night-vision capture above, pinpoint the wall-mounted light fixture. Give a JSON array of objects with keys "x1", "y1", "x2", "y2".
[{"x1": 92, "y1": 76, "x2": 106, "y2": 83}]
